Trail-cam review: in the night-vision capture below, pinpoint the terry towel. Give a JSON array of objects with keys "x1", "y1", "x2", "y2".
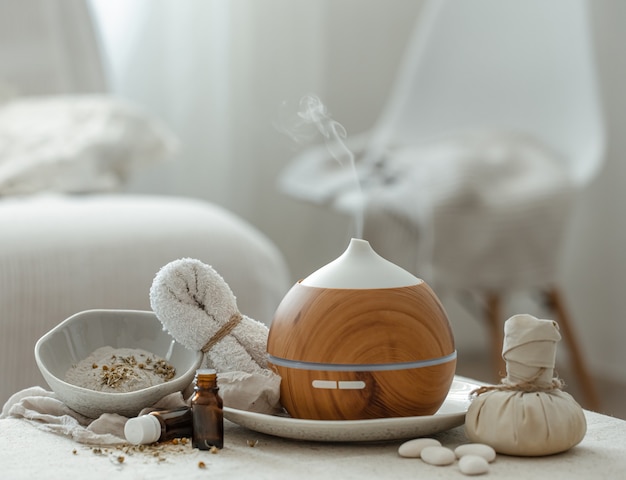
[{"x1": 150, "y1": 258, "x2": 281, "y2": 414}]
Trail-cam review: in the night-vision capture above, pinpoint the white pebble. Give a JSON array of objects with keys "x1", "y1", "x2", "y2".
[
  {"x1": 420, "y1": 446, "x2": 456, "y2": 466},
  {"x1": 398, "y1": 438, "x2": 442, "y2": 458},
  {"x1": 459, "y1": 455, "x2": 489, "y2": 475},
  {"x1": 455, "y1": 443, "x2": 496, "y2": 463}
]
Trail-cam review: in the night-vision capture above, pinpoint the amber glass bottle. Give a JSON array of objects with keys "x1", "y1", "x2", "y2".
[{"x1": 191, "y1": 369, "x2": 224, "y2": 449}]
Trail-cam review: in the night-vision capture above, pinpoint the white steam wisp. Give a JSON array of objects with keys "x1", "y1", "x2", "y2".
[{"x1": 278, "y1": 94, "x2": 364, "y2": 238}]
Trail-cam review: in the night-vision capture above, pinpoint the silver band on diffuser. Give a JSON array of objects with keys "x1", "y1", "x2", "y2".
[{"x1": 267, "y1": 351, "x2": 457, "y2": 372}]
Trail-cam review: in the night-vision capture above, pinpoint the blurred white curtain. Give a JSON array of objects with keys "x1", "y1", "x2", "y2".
[
  {"x1": 89, "y1": 0, "x2": 423, "y2": 282},
  {"x1": 90, "y1": 0, "x2": 327, "y2": 208},
  {"x1": 0, "y1": 0, "x2": 105, "y2": 95}
]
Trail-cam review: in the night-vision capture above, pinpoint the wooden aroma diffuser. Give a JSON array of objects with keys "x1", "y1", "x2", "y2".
[{"x1": 267, "y1": 238, "x2": 456, "y2": 420}]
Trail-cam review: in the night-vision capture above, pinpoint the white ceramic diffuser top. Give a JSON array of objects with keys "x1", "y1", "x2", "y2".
[{"x1": 300, "y1": 238, "x2": 422, "y2": 289}]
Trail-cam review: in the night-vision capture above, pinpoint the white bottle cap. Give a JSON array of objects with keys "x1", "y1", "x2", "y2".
[{"x1": 124, "y1": 414, "x2": 161, "y2": 445}]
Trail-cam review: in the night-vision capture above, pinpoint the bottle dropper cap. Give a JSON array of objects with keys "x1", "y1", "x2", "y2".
[{"x1": 124, "y1": 414, "x2": 161, "y2": 445}]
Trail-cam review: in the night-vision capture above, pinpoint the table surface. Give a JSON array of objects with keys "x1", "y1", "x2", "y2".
[{"x1": 1, "y1": 407, "x2": 625, "y2": 479}]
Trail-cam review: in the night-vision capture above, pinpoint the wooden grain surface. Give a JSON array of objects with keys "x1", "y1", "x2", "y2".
[{"x1": 267, "y1": 282, "x2": 456, "y2": 420}]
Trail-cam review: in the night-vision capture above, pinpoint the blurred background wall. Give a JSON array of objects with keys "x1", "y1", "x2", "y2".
[{"x1": 87, "y1": 0, "x2": 626, "y2": 383}]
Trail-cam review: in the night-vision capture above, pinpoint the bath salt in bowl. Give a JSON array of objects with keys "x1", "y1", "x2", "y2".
[{"x1": 35, "y1": 309, "x2": 202, "y2": 418}]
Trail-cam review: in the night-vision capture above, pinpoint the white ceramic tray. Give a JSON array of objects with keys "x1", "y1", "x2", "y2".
[{"x1": 223, "y1": 376, "x2": 479, "y2": 442}]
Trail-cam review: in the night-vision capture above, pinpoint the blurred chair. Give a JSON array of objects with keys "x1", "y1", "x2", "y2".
[{"x1": 280, "y1": 0, "x2": 604, "y2": 409}]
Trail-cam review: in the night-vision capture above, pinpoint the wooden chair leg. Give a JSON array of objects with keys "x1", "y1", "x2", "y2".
[
  {"x1": 485, "y1": 292, "x2": 506, "y2": 381},
  {"x1": 544, "y1": 287, "x2": 601, "y2": 411}
]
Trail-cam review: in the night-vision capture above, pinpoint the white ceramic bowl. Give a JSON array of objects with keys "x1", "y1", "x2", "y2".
[{"x1": 35, "y1": 309, "x2": 203, "y2": 418}]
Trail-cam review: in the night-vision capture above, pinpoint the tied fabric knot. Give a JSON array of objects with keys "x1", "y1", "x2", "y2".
[
  {"x1": 201, "y1": 312, "x2": 243, "y2": 354},
  {"x1": 470, "y1": 368, "x2": 565, "y2": 398}
]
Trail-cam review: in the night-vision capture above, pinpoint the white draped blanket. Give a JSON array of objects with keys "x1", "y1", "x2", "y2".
[
  {"x1": 0, "y1": 95, "x2": 178, "y2": 195},
  {"x1": 280, "y1": 130, "x2": 574, "y2": 289}
]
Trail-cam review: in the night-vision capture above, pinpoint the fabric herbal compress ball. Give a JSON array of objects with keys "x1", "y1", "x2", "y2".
[
  {"x1": 465, "y1": 314, "x2": 586, "y2": 456},
  {"x1": 150, "y1": 258, "x2": 281, "y2": 414}
]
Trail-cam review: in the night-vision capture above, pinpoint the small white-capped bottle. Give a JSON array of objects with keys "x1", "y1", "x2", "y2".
[{"x1": 124, "y1": 407, "x2": 193, "y2": 445}]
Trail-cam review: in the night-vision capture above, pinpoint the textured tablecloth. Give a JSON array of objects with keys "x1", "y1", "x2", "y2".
[{"x1": 1, "y1": 409, "x2": 624, "y2": 479}]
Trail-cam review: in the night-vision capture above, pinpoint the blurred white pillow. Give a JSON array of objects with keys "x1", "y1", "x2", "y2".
[{"x1": 0, "y1": 95, "x2": 178, "y2": 195}]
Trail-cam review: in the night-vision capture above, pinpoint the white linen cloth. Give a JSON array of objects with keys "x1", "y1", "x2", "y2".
[
  {"x1": 0, "y1": 386, "x2": 174, "y2": 445},
  {"x1": 1, "y1": 370, "x2": 281, "y2": 445}
]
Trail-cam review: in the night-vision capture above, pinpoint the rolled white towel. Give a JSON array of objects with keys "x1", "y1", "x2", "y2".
[{"x1": 149, "y1": 258, "x2": 282, "y2": 413}]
